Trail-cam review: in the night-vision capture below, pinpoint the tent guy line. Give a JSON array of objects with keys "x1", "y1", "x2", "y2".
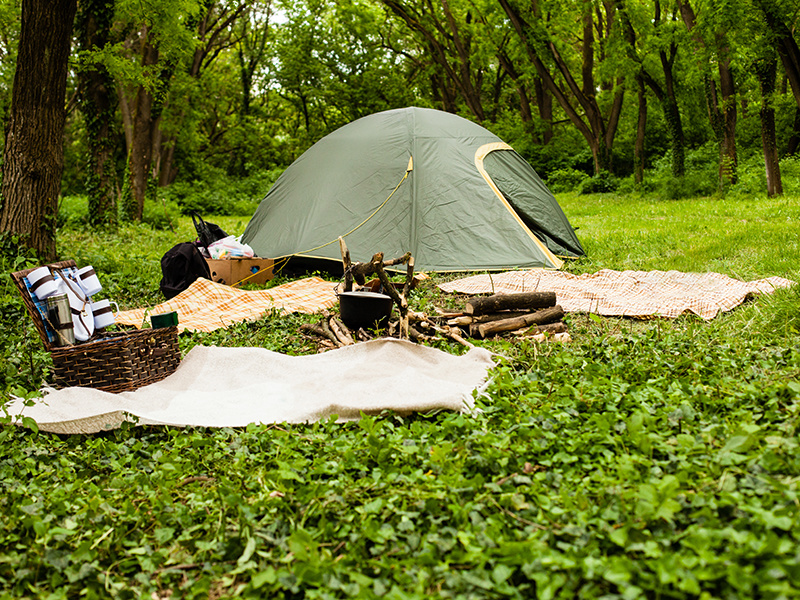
[{"x1": 266, "y1": 156, "x2": 415, "y2": 279}]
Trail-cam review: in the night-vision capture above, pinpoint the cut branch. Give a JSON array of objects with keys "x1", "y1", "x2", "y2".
[
  {"x1": 339, "y1": 236, "x2": 353, "y2": 292},
  {"x1": 474, "y1": 305, "x2": 565, "y2": 338},
  {"x1": 328, "y1": 315, "x2": 354, "y2": 346},
  {"x1": 301, "y1": 322, "x2": 341, "y2": 347},
  {"x1": 533, "y1": 321, "x2": 568, "y2": 335},
  {"x1": 465, "y1": 292, "x2": 556, "y2": 316}
]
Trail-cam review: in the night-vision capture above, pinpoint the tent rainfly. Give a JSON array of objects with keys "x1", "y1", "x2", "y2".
[{"x1": 241, "y1": 107, "x2": 584, "y2": 272}]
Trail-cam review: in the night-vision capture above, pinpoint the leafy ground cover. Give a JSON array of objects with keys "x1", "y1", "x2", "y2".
[{"x1": 1, "y1": 193, "x2": 799, "y2": 599}]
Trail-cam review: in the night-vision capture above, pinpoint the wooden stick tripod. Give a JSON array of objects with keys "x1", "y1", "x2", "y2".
[{"x1": 338, "y1": 237, "x2": 415, "y2": 339}]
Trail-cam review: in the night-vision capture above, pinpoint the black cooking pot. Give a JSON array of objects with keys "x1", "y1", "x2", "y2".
[{"x1": 338, "y1": 291, "x2": 393, "y2": 330}]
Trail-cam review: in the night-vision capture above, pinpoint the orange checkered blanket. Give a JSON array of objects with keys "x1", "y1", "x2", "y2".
[
  {"x1": 438, "y1": 269, "x2": 795, "y2": 320},
  {"x1": 117, "y1": 277, "x2": 338, "y2": 333}
]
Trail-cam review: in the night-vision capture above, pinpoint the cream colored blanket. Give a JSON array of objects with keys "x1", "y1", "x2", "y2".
[{"x1": 6, "y1": 339, "x2": 495, "y2": 434}]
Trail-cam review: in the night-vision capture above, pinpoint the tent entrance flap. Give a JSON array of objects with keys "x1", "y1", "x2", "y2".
[
  {"x1": 476, "y1": 143, "x2": 585, "y2": 259},
  {"x1": 474, "y1": 143, "x2": 563, "y2": 269}
]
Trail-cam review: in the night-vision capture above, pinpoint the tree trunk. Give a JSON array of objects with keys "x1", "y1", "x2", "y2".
[
  {"x1": 634, "y1": 75, "x2": 646, "y2": 185},
  {"x1": 787, "y1": 106, "x2": 800, "y2": 155},
  {"x1": 497, "y1": 51, "x2": 533, "y2": 124},
  {"x1": 534, "y1": 77, "x2": 554, "y2": 144},
  {"x1": 77, "y1": 0, "x2": 118, "y2": 227},
  {"x1": 754, "y1": 0, "x2": 800, "y2": 107},
  {"x1": 121, "y1": 29, "x2": 176, "y2": 221},
  {"x1": 717, "y1": 57, "x2": 738, "y2": 188},
  {"x1": 757, "y1": 57, "x2": 783, "y2": 196},
  {"x1": 678, "y1": 0, "x2": 737, "y2": 190},
  {"x1": 127, "y1": 79, "x2": 156, "y2": 219},
  {"x1": 0, "y1": 0, "x2": 78, "y2": 260},
  {"x1": 660, "y1": 48, "x2": 686, "y2": 177}
]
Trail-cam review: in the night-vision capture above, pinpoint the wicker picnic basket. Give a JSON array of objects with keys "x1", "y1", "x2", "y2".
[{"x1": 11, "y1": 260, "x2": 181, "y2": 393}]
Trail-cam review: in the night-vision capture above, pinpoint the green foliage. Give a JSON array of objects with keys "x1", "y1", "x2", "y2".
[
  {"x1": 1, "y1": 197, "x2": 799, "y2": 597},
  {"x1": 2, "y1": 310, "x2": 800, "y2": 597},
  {"x1": 162, "y1": 168, "x2": 283, "y2": 217},
  {"x1": 646, "y1": 143, "x2": 720, "y2": 199},
  {"x1": 546, "y1": 168, "x2": 589, "y2": 193},
  {"x1": 775, "y1": 155, "x2": 800, "y2": 195},
  {"x1": 578, "y1": 170, "x2": 619, "y2": 194},
  {"x1": 0, "y1": 234, "x2": 51, "y2": 393},
  {"x1": 57, "y1": 195, "x2": 183, "y2": 232}
]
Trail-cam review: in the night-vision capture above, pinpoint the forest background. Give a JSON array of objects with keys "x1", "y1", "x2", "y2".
[
  {"x1": 1, "y1": 2, "x2": 800, "y2": 597},
  {"x1": 0, "y1": 0, "x2": 799, "y2": 261}
]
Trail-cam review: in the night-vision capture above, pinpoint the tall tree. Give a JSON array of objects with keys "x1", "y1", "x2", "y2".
[
  {"x1": 381, "y1": 0, "x2": 489, "y2": 121},
  {"x1": 275, "y1": 0, "x2": 414, "y2": 146},
  {"x1": 617, "y1": 0, "x2": 647, "y2": 184},
  {"x1": 76, "y1": 0, "x2": 119, "y2": 227},
  {"x1": 752, "y1": 0, "x2": 800, "y2": 155},
  {"x1": 0, "y1": 1, "x2": 21, "y2": 131},
  {"x1": 677, "y1": 0, "x2": 738, "y2": 190},
  {"x1": 0, "y1": 0, "x2": 78, "y2": 259},
  {"x1": 635, "y1": 0, "x2": 686, "y2": 178},
  {"x1": 162, "y1": 0, "x2": 250, "y2": 184},
  {"x1": 497, "y1": 0, "x2": 626, "y2": 175},
  {"x1": 116, "y1": 0, "x2": 202, "y2": 221},
  {"x1": 756, "y1": 55, "x2": 783, "y2": 196},
  {"x1": 753, "y1": 0, "x2": 800, "y2": 107}
]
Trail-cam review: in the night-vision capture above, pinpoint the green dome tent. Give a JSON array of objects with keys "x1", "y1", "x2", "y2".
[{"x1": 241, "y1": 107, "x2": 584, "y2": 272}]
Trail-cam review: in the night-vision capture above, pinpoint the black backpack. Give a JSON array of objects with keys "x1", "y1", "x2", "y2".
[{"x1": 159, "y1": 242, "x2": 211, "y2": 299}]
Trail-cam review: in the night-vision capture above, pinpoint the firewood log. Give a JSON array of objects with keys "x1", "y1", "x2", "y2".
[
  {"x1": 474, "y1": 305, "x2": 564, "y2": 338},
  {"x1": 301, "y1": 323, "x2": 342, "y2": 347},
  {"x1": 328, "y1": 316, "x2": 354, "y2": 346},
  {"x1": 533, "y1": 321, "x2": 568, "y2": 335},
  {"x1": 465, "y1": 291, "x2": 556, "y2": 316}
]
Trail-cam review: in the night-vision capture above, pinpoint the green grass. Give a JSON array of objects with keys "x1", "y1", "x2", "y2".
[
  {"x1": 558, "y1": 192, "x2": 800, "y2": 280},
  {"x1": 0, "y1": 193, "x2": 799, "y2": 599}
]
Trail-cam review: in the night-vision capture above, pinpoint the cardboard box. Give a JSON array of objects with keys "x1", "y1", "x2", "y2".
[{"x1": 205, "y1": 257, "x2": 274, "y2": 286}]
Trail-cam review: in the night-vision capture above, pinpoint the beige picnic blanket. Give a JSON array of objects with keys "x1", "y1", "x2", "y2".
[
  {"x1": 438, "y1": 269, "x2": 795, "y2": 320},
  {"x1": 117, "y1": 276, "x2": 338, "y2": 332},
  {"x1": 6, "y1": 339, "x2": 495, "y2": 434}
]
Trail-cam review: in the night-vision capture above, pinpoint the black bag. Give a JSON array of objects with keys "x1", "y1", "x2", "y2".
[
  {"x1": 192, "y1": 212, "x2": 228, "y2": 249},
  {"x1": 159, "y1": 242, "x2": 212, "y2": 299}
]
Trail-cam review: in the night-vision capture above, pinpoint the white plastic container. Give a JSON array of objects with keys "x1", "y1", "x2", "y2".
[
  {"x1": 77, "y1": 265, "x2": 102, "y2": 297},
  {"x1": 27, "y1": 266, "x2": 59, "y2": 299},
  {"x1": 91, "y1": 298, "x2": 119, "y2": 329}
]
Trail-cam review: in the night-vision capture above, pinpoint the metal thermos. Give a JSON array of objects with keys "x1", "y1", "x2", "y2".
[{"x1": 46, "y1": 293, "x2": 75, "y2": 346}]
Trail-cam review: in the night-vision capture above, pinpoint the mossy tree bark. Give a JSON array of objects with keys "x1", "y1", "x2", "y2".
[
  {"x1": 757, "y1": 57, "x2": 783, "y2": 197},
  {"x1": 77, "y1": 0, "x2": 118, "y2": 228},
  {"x1": 0, "y1": 0, "x2": 78, "y2": 260}
]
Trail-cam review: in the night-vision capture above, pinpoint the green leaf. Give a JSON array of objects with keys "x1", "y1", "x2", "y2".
[
  {"x1": 251, "y1": 567, "x2": 277, "y2": 589},
  {"x1": 154, "y1": 527, "x2": 174, "y2": 543},
  {"x1": 238, "y1": 536, "x2": 257, "y2": 565},
  {"x1": 21, "y1": 416, "x2": 38, "y2": 434}
]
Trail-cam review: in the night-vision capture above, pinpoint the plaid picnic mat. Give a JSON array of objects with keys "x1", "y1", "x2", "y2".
[
  {"x1": 438, "y1": 269, "x2": 796, "y2": 320},
  {"x1": 117, "y1": 276, "x2": 338, "y2": 333}
]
